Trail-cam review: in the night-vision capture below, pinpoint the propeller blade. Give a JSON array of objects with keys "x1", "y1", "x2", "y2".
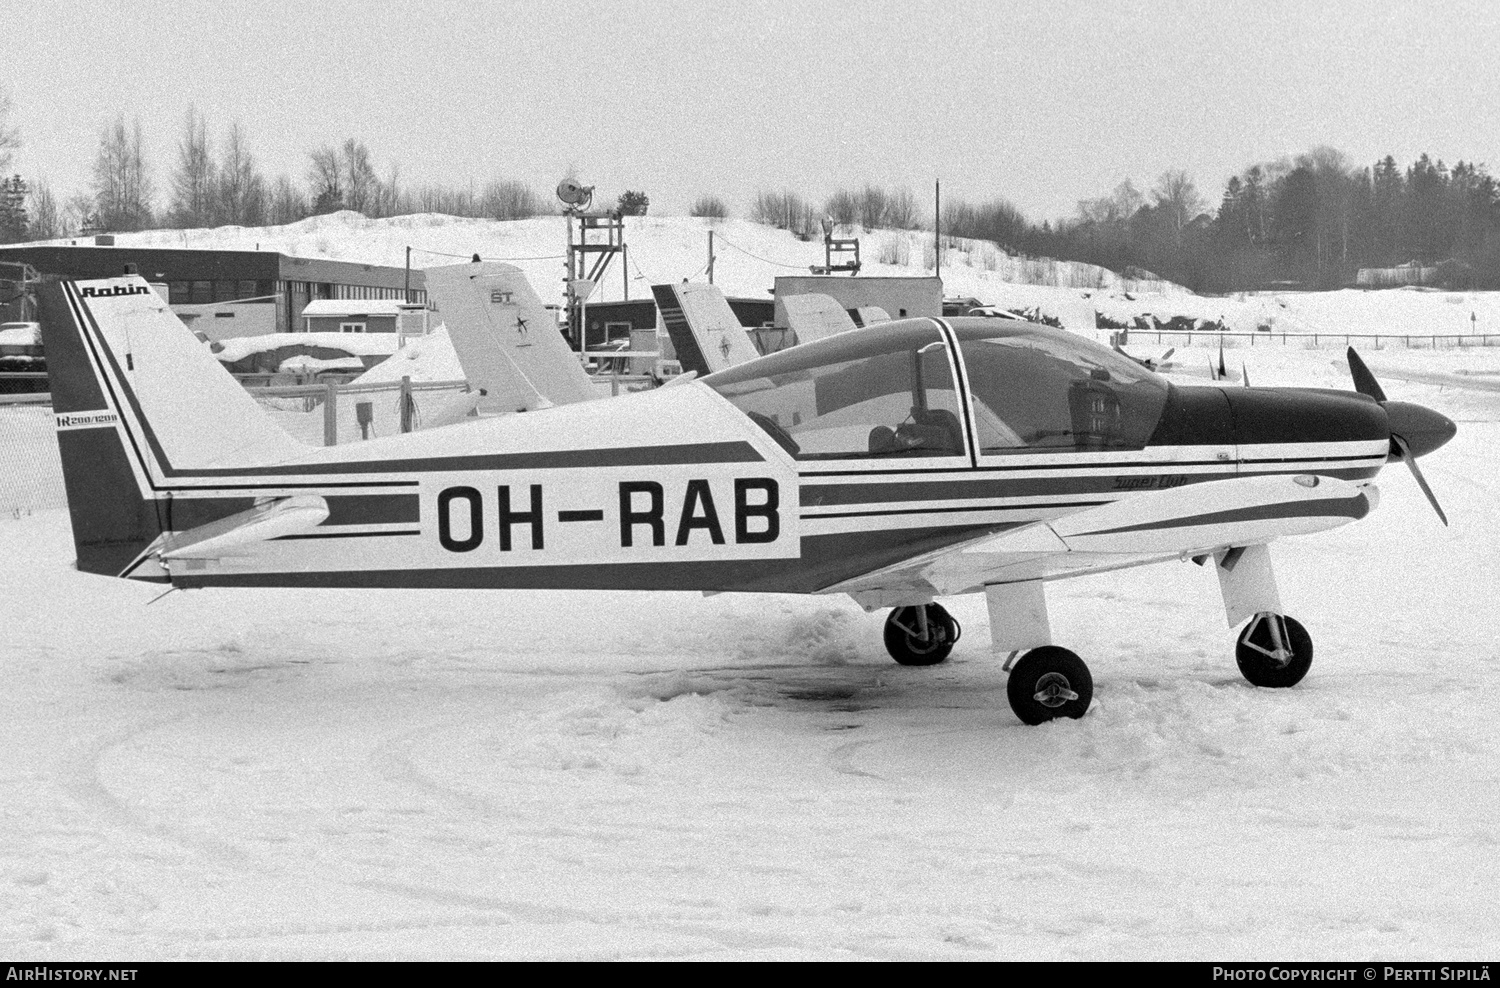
[
  {"x1": 1392, "y1": 434, "x2": 1449, "y2": 526},
  {"x1": 1241, "y1": 362, "x2": 1250, "y2": 387},
  {"x1": 1217, "y1": 343, "x2": 1228, "y2": 381},
  {"x1": 1346, "y1": 347, "x2": 1388, "y2": 402}
]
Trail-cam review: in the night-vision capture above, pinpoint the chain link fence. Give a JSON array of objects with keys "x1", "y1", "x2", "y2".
[{"x1": 0, "y1": 398, "x2": 66, "y2": 517}]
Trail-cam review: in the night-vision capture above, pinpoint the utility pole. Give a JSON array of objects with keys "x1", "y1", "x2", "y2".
[
  {"x1": 404, "y1": 245, "x2": 411, "y2": 303},
  {"x1": 935, "y1": 179, "x2": 941, "y2": 278},
  {"x1": 708, "y1": 231, "x2": 716, "y2": 284}
]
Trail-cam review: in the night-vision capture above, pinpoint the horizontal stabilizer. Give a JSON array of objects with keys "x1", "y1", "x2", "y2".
[{"x1": 160, "y1": 495, "x2": 330, "y2": 560}]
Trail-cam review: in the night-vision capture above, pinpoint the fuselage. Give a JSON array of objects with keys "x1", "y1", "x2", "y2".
[{"x1": 77, "y1": 310, "x2": 1395, "y2": 593}]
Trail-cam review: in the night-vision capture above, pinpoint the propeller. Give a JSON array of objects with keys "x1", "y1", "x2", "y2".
[{"x1": 1347, "y1": 347, "x2": 1457, "y2": 525}]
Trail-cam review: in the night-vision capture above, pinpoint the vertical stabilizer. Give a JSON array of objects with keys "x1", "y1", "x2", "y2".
[
  {"x1": 39, "y1": 277, "x2": 304, "y2": 577},
  {"x1": 38, "y1": 279, "x2": 161, "y2": 577},
  {"x1": 424, "y1": 262, "x2": 596, "y2": 412},
  {"x1": 652, "y1": 282, "x2": 760, "y2": 375}
]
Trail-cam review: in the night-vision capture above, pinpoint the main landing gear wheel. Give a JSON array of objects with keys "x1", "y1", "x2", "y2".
[
  {"x1": 883, "y1": 603, "x2": 961, "y2": 666},
  {"x1": 1235, "y1": 613, "x2": 1313, "y2": 688},
  {"x1": 1007, "y1": 646, "x2": 1093, "y2": 725}
]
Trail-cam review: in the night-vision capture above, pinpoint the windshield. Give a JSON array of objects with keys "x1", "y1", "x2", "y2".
[
  {"x1": 947, "y1": 320, "x2": 1168, "y2": 454},
  {"x1": 705, "y1": 322, "x2": 965, "y2": 460}
]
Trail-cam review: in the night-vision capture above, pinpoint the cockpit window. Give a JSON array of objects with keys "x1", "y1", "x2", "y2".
[
  {"x1": 952, "y1": 324, "x2": 1168, "y2": 454},
  {"x1": 705, "y1": 323, "x2": 965, "y2": 460}
]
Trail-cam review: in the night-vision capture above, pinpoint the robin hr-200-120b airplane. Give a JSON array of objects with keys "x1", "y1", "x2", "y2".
[{"x1": 40, "y1": 275, "x2": 1456, "y2": 725}]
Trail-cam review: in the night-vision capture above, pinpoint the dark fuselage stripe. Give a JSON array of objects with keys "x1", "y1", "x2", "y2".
[
  {"x1": 798, "y1": 453, "x2": 1385, "y2": 477},
  {"x1": 1074, "y1": 494, "x2": 1372, "y2": 537},
  {"x1": 803, "y1": 500, "x2": 1114, "y2": 520},
  {"x1": 274, "y1": 529, "x2": 422, "y2": 540},
  {"x1": 800, "y1": 465, "x2": 1379, "y2": 507}
]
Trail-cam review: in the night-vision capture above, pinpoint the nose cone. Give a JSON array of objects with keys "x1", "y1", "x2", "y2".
[{"x1": 1385, "y1": 401, "x2": 1457, "y2": 459}]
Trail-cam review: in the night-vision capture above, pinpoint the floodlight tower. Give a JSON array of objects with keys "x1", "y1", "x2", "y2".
[{"x1": 557, "y1": 179, "x2": 627, "y2": 350}]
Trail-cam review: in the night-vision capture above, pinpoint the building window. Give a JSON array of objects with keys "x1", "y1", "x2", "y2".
[{"x1": 340, "y1": 322, "x2": 366, "y2": 333}]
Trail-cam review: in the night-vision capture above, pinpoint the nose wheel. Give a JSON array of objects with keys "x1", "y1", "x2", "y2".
[
  {"x1": 1006, "y1": 646, "x2": 1094, "y2": 725},
  {"x1": 883, "y1": 603, "x2": 961, "y2": 666},
  {"x1": 1235, "y1": 612, "x2": 1313, "y2": 688}
]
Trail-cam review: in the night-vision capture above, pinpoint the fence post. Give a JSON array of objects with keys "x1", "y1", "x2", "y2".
[
  {"x1": 323, "y1": 380, "x2": 338, "y2": 447},
  {"x1": 400, "y1": 375, "x2": 414, "y2": 433}
]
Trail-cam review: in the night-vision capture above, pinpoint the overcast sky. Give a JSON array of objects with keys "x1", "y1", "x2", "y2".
[{"x1": 7, "y1": 0, "x2": 1500, "y2": 222}]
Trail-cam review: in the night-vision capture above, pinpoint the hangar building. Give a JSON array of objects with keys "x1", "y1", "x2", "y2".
[{"x1": 0, "y1": 243, "x2": 426, "y2": 339}]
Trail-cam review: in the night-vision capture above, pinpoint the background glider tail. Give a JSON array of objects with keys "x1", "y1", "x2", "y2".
[
  {"x1": 424, "y1": 261, "x2": 596, "y2": 412},
  {"x1": 652, "y1": 282, "x2": 760, "y2": 375},
  {"x1": 781, "y1": 292, "x2": 858, "y2": 344}
]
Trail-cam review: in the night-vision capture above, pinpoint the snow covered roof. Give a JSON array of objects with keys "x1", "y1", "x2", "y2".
[{"x1": 301, "y1": 300, "x2": 409, "y2": 318}]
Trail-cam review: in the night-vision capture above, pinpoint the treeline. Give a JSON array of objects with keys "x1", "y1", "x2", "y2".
[
  {"x1": 750, "y1": 186, "x2": 923, "y2": 239},
  {"x1": 942, "y1": 149, "x2": 1500, "y2": 292},
  {"x1": 6, "y1": 87, "x2": 1500, "y2": 293},
  {"x1": 0, "y1": 102, "x2": 551, "y2": 242}
]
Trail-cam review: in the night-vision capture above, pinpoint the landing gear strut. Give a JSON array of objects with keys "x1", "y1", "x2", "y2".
[
  {"x1": 883, "y1": 603, "x2": 961, "y2": 666},
  {"x1": 1006, "y1": 646, "x2": 1094, "y2": 725},
  {"x1": 1235, "y1": 612, "x2": 1313, "y2": 688}
]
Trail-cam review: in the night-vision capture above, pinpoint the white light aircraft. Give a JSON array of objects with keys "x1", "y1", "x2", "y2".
[{"x1": 41, "y1": 276, "x2": 1456, "y2": 725}]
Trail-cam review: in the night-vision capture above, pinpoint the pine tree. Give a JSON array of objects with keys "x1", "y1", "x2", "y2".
[{"x1": 0, "y1": 175, "x2": 29, "y2": 243}]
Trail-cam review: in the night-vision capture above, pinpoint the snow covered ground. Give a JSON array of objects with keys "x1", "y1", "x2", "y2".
[{"x1": 2, "y1": 341, "x2": 1498, "y2": 960}]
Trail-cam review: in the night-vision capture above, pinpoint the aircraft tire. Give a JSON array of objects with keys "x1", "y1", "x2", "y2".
[
  {"x1": 1007, "y1": 646, "x2": 1093, "y2": 725},
  {"x1": 1235, "y1": 614, "x2": 1313, "y2": 688},
  {"x1": 883, "y1": 604, "x2": 956, "y2": 666}
]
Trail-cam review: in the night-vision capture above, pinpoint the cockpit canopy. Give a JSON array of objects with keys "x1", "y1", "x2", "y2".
[{"x1": 703, "y1": 318, "x2": 1169, "y2": 460}]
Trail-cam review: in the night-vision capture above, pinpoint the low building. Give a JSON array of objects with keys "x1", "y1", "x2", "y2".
[
  {"x1": 0, "y1": 242, "x2": 426, "y2": 337},
  {"x1": 300, "y1": 299, "x2": 427, "y2": 336}
]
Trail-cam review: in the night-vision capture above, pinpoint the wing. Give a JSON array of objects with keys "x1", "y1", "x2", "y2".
[
  {"x1": 822, "y1": 474, "x2": 1377, "y2": 608},
  {"x1": 424, "y1": 262, "x2": 597, "y2": 412}
]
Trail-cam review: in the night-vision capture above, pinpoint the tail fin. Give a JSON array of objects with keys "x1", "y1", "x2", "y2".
[
  {"x1": 38, "y1": 276, "x2": 301, "y2": 578},
  {"x1": 423, "y1": 261, "x2": 595, "y2": 412},
  {"x1": 780, "y1": 293, "x2": 859, "y2": 345},
  {"x1": 652, "y1": 282, "x2": 760, "y2": 375}
]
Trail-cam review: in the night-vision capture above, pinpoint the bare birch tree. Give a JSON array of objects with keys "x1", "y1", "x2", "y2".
[
  {"x1": 0, "y1": 87, "x2": 19, "y2": 175},
  {"x1": 92, "y1": 115, "x2": 154, "y2": 232},
  {"x1": 169, "y1": 105, "x2": 215, "y2": 227}
]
